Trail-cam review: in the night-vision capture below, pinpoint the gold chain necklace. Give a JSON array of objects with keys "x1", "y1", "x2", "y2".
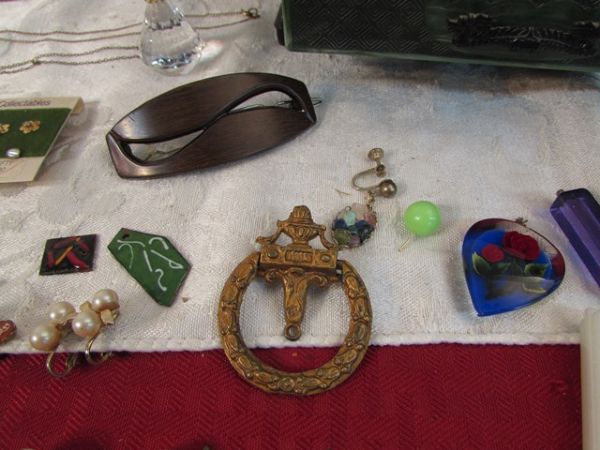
[
  {"x1": 0, "y1": 8, "x2": 259, "y2": 75},
  {"x1": 0, "y1": 46, "x2": 140, "y2": 75}
]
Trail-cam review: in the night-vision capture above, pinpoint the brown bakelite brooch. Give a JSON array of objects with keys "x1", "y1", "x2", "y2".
[{"x1": 107, "y1": 73, "x2": 316, "y2": 178}]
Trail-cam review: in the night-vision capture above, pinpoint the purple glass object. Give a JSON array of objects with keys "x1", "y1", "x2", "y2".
[{"x1": 550, "y1": 188, "x2": 600, "y2": 287}]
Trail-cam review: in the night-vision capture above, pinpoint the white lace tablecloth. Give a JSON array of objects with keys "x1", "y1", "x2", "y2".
[{"x1": 1, "y1": 0, "x2": 599, "y2": 353}]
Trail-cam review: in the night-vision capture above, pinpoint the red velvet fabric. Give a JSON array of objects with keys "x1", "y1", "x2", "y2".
[{"x1": 0, "y1": 345, "x2": 580, "y2": 449}]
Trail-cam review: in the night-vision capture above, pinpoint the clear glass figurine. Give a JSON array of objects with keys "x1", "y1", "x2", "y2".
[{"x1": 139, "y1": 0, "x2": 205, "y2": 75}]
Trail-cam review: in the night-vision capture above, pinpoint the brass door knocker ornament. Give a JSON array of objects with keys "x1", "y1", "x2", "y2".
[{"x1": 218, "y1": 206, "x2": 372, "y2": 395}]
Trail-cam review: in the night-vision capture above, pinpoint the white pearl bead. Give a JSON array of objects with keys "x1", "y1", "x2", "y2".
[
  {"x1": 29, "y1": 323, "x2": 61, "y2": 351},
  {"x1": 91, "y1": 289, "x2": 120, "y2": 312},
  {"x1": 6, "y1": 148, "x2": 21, "y2": 159},
  {"x1": 71, "y1": 310, "x2": 102, "y2": 338},
  {"x1": 48, "y1": 301, "x2": 76, "y2": 325}
]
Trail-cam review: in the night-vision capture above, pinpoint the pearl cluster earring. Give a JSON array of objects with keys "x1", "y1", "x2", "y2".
[{"x1": 29, "y1": 289, "x2": 120, "y2": 377}]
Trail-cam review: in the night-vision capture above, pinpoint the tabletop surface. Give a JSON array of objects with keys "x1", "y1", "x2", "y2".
[{"x1": 1, "y1": 0, "x2": 600, "y2": 355}]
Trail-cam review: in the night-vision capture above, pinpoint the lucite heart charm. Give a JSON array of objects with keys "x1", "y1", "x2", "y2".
[{"x1": 462, "y1": 218, "x2": 565, "y2": 316}]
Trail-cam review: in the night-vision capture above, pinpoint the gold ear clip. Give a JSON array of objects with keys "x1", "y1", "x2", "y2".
[
  {"x1": 332, "y1": 148, "x2": 397, "y2": 248},
  {"x1": 29, "y1": 289, "x2": 120, "y2": 378},
  {"x1": 351, "y1": 147, "x2": 397, "y2": 199}
]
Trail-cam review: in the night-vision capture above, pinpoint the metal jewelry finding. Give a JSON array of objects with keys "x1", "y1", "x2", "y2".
[
  {"x1": 45, "y1": 334, "x2": 115, "y2": 376},
  {"x1": 46, "y1": 352, "x2": 79, "y2": 378},
  {"x1": 84, "y1": 333, "x2": 113, "y2": 365},
  {"x1": 351, "y1": 147, "x2": 397, "y2": 206}
]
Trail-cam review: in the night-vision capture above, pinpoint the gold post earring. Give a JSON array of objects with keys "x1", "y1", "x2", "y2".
[{"x1": 19, "y1": 120, "x2": 41, "y2": 134}]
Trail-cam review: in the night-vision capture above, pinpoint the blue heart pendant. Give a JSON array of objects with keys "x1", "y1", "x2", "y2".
[{"x1": 462, "y1": 219, "x2": 565, "y2": 316}]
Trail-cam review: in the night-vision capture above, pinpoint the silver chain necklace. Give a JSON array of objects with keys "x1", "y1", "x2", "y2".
[{"x1": 0, "y1": 8, "x2": 259, "y2": 75}]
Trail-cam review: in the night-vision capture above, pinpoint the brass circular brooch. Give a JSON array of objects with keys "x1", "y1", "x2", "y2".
[{"x1": 218, "y1": 206, "x2": 372, "y2": 395}]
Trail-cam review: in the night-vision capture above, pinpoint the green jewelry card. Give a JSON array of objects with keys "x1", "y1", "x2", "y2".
[{"x1": 0, "y1": 97, "x2": 83, "y2": 183}]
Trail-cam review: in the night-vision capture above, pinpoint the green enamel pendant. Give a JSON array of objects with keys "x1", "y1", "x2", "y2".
[{"x1": 108, "y1": 228, "x2": 190, "y2": 306}]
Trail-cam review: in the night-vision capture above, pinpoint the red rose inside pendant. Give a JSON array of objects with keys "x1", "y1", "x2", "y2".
[{"x1": 462, "y1": 219, "x2": 565, "y2": 316}]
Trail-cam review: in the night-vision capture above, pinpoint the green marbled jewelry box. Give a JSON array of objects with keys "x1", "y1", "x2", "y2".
[{"x1": 277, "y1": 0, "x2": 600, "y2": 72}]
